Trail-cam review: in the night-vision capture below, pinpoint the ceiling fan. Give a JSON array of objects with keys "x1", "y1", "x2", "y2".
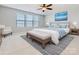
[{"x1": 38, "y1": 4, "x2": 53, "y2": 12}]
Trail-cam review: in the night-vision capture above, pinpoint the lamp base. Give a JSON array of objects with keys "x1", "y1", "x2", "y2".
[{"x1": 70, "y1": 29, "x2": 79, "y2": 35}]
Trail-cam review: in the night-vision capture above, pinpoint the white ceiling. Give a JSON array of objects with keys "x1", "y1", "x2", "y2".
[
  {"x1": 1, "y1": 4, "x2": 79, "y2": 15},
  {"x1": 1, "y1": 4, "x2": 53, "y2": 15}
]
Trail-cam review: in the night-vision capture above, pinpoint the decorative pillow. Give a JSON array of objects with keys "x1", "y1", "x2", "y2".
[
  {"x1": 59, "y1": 24, "x2": 67, "y2": 28},
  {"x1": 50, "y1": 23, "x2": 68, "y2": 28}
]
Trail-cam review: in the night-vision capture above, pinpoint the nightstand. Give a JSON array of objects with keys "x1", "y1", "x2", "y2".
[{"x1": 70, "y1": 29, "x2": 79, "y2": 35}]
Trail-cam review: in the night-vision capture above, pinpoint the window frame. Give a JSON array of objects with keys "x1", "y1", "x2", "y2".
[{"x1": 16, "y1": 13, "x2": 39, "y2": 28}]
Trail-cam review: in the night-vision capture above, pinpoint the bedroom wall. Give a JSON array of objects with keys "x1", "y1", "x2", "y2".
[
  {"x1": 0, "y1": 6, "x2": 45, "y2": 32},
  {"x1": 45, "y1": 4, "x2": 79, "y2": 28},
  {"x1": 0, "y1": 4, "x2": 79, "y2": 33}
]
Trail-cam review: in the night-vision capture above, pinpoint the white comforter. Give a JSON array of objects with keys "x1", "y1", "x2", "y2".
[
  {"x1": 33, "y1": 28, "x2": 69, "y2": 45},
  {"x1": 33, "y1": 29, "x2": 60, "y2": 45}
]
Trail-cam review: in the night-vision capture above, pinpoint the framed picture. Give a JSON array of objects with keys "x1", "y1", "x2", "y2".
[{"x1": 55, "y1": 11, "x2": 68, "y2": 21}]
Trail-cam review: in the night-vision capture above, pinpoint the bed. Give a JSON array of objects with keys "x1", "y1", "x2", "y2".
[
  {"x1": 27, "y1": 22, "x2": 70, "y2": 46},
  {"x1": 33, "y1": 28, "x2": 69, "y2": 44},
  {"x1": 32, "y1": 22, "x2": 70, "y2": 45}
]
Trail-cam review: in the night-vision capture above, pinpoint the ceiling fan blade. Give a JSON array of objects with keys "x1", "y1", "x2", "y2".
[
  {"x1": 43, "y1": 4, "x2": 46, "y2": 7},
  {"x1": 47, "y1": 8, "x2": 52, "y2": 10},
  {"x1": 46, "y1": 4, "x2": 52, "y2": 7}
]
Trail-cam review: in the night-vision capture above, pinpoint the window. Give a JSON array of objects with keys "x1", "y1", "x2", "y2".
[
  {"x1": 26, "y1": 15, "x2": 33, "y2": 27},
  {"x1": 16, "y1": 13, "x2": 39, "y2": 27},
  {"x1": 16, "y1": 13, "x2": 25, "y2": 27},
  {"x1": 33, "y1": 16, "x2": 39, "y2": 27}
]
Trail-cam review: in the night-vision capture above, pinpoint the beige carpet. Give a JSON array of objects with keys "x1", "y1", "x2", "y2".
[
  {"x1": 61, "y1": 35, "x2": 79, "y2": 55},
  {"x1": 0, "y1": 32, "x2": 42, "y2": 55}
]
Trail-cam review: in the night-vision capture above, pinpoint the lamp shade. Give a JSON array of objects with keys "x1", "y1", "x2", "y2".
[
  {"x1": 73, "y1": 22, "x2": 77, "y2": 26},
  {"x1": 70, "y1": 22, "x2": 78, "y2": 29},
  {"x1": 46, "y1": 22, "x2": 50, "y2": 26}
]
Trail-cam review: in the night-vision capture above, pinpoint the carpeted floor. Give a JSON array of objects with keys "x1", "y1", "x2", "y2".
[{"x1": 21, "y1": 35, "x2": 73, "y2": 55}]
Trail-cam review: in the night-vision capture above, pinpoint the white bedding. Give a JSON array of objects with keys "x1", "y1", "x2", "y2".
[{"x1": 33, "y1": 28, "x2": 69, "y2": 45}]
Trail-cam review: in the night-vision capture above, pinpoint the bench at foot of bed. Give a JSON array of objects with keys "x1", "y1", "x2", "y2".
[{"x1": 26, "y1": 31, "x2": 51, "y2": 49}]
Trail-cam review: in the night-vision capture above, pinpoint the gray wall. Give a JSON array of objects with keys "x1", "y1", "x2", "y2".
[{"x1": 0, "y1": 6, "x2": 45, "y2": 32}]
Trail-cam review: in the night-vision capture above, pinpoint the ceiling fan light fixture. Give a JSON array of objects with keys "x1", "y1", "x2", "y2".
[
  {"x1": 43, "y1": 10, "x2": 45, "y2": 12},
  {"x1": 38, "y1": 4, "x2": 53, "y2": 12},
  {"x1": 42, "y1": 7, "x2": 46, "y2": 10}
]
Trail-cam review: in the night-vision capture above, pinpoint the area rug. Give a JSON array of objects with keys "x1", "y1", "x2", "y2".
[{"x1": 21, "y1": 35, "x2": 73, "y2": 55}]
